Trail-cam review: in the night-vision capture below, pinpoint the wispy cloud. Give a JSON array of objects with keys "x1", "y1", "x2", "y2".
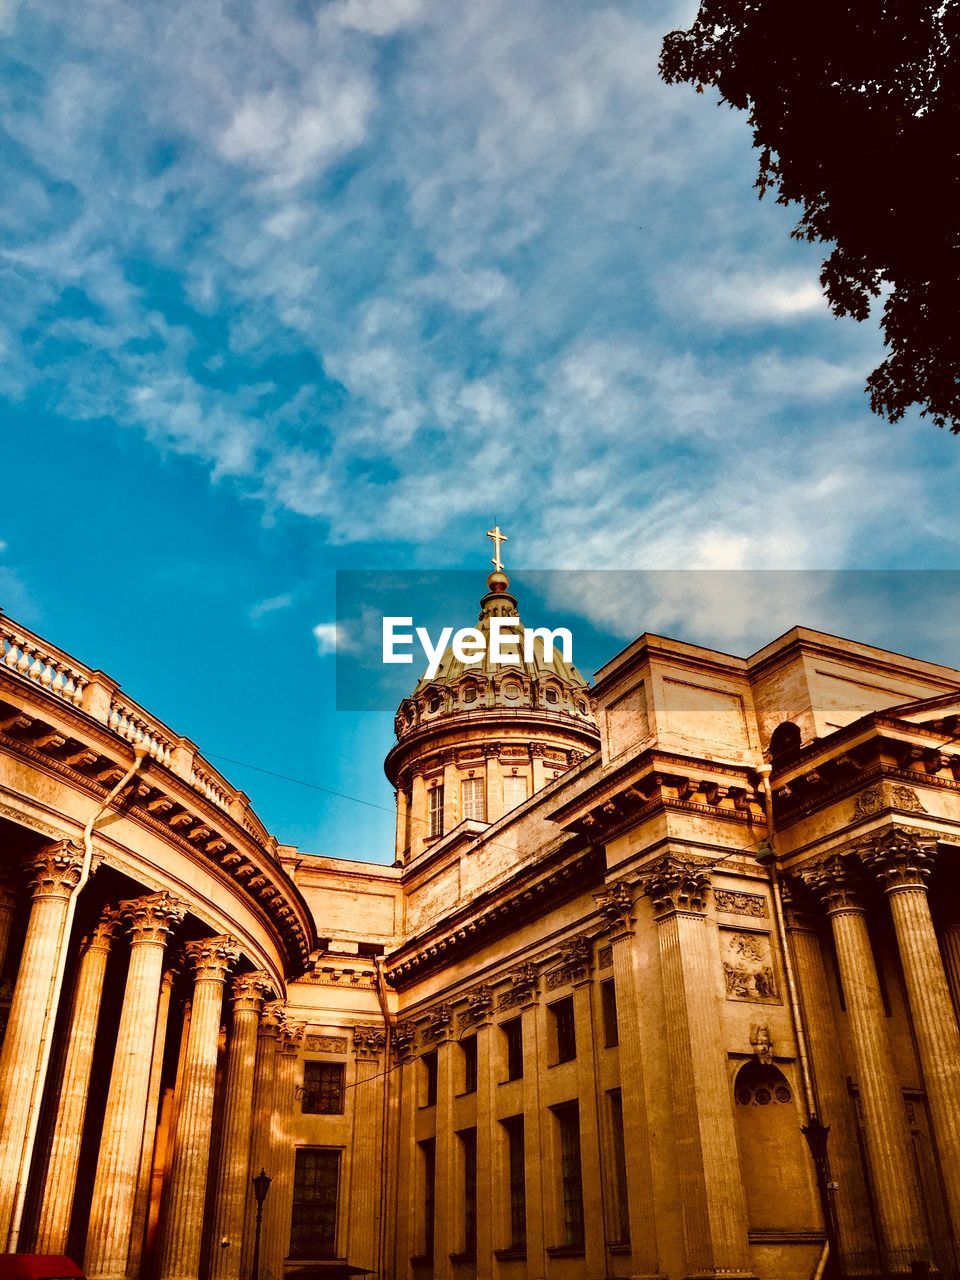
[
  {"x1": 0, "y1": 0, "x2": 956, "y2": 577},
  {"x1": 248, "y1": 593, "x2": 295, "y2": 622}
]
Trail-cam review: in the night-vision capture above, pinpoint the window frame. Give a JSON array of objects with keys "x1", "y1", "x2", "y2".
[
  {"x1": 549, "y1": 996, "x2": 577, "y2": 1065},
  {"x1": 289, "y1": 1146, "x2": 341, "y2": 1261},
  {"x1": 300, "y1": 1060, "x2": 345, "y2": 1115}
]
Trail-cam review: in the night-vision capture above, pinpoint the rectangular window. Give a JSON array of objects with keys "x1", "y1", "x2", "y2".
[
  {"x1": 608, "y1": 1089, "x2": 630, "y2": 1244},
  {"x1": 503, "y1": 1018, "x2": 523, "y2": 1081},
  {"x1": 550, "y1": 996, "x2": 576, "y2": 1064},
  {"x1": 422, "y1": 1050, "x2": 438, "y2": 1107},
  {"x1": 461, "y1": 1035, "x2": 478, "y2": 1095},
  {"x1": 461, "y1": 776, "x2": 486, "y2": 822},
  {"x1": 429, "y1": 785, "x2": 444, "y2": 838},
  {"x1": 300, "y1": 1061, "x2": 345, "y2": 1115},
  {"x1": 601, "y1": 978, "x2": 619, "y2": 1048},
  {"x1": 419, "y1": 1138, "x2": 436, "y2": 1260},
  {"x1": 555, "y1": 1103, "x2": 585, "y2": 1249},
  {"x1": 458, "y1": 1128, "x2": 478, "y2": 1258},
  {"x1": 290, "y1": 1147, "x2": 340, "y2": 1259},
  {"x1": 502, "y1": 774, "x2": 528, "y2": 812},
  {"x1": 503, "y1": 1115, "x2": 527, "y2": 1251}
]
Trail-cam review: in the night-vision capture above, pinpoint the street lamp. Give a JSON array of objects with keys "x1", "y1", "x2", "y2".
[{"x1": 251, "y1": 1168, "x2": 272, "y2": 1280}]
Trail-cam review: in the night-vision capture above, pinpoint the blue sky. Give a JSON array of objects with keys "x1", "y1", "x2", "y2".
[{"x1": 1, "y1": 0, "x2": 959, "y2": 862}]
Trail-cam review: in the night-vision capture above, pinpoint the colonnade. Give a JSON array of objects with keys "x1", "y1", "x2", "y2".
[{"x1": 0, "y1": 839, "x2": 301, "y2": 1280}]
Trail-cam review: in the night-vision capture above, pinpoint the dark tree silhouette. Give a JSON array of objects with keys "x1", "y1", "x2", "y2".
[{"x1": 661, "y1": 1, "x2": 960, "y2": 431}]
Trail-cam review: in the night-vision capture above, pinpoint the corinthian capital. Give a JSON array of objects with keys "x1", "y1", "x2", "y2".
[
  {"x1": 121, "y1": 890, "x2": 186, "y2": 943},
  {"x1": 231, "y1": 969, "x2": 273, "y2": 1013},
  {"x1": 26, "y1": 840, "x2": 84, "y2": 900},
  {"x1": 84, "y1": 905, "x2": 122, "y2": 953},
  {"x1": 185, "y1": 935, "x2": 241, "y2": 982},
  {"x1": 595, "y1": 881, "x2": 635, "y2": 934},
  {"x1": 644, "y1": 855, "x2": 711, "y2": 918},
  {"x1": 859, "y1": 828, "x2": 938, "y2": 893},
  {"x1": 800, "y1": 855, "x2": 866, "y2": 915},
  {"x1": 278, "y1": 1019, "x2": 305, "y2": 1055}
]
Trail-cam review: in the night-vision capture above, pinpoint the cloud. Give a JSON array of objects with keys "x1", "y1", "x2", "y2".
[
  {"x1": 0, "y1": 0, "x2": 956, "y2": 586},
  {"x1": 313, "y1": 622, "x2": 341, "y2": 656},
  {"x1": 249, "y1": 593, "x2": 295, "y2": 622}
]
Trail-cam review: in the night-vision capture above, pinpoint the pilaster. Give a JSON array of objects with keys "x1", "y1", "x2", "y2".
[
  {"x1": 645, "y1": 854, "x2": 755, "y2": 1280},
  {"x1": 349, "y1": 1024, "x2": 388, "y2": 1272}
]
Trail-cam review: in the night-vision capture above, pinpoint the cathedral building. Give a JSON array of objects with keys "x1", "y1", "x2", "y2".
[{"x1": 2, "y1": 559, "x2": 960, "y2": 1280}]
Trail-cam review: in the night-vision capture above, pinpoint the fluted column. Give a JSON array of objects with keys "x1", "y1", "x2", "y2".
[
  {"x1": 646, "y1": 855, "x2": 755, "y2": 1279},
  {"x1": 942, "y1": 919, "x2": 960, "y2": 1022},
  {"x1": 803, "y1": 855, "x2": 929, "y2": 1273},
  {"x1": 0, "y1": 841, "x2": 84, "y2": 1247},
  {"x1": 86, "y1": 892, "x2": 186, "y2": 1280},
  {"x1": 781, "y1": 882, "x2": 873, "y2": 1265},
  {"x1": 128, "y1": 967, "x2": 177, "y2": 1279},
  {"x1": 209, "y1": 971, "x2": 272, "y2": 1280},
  {"x1": 240, "y1": 1002, "x2": 282, "y2": 1278},
  {"x1": 862, "y1": 831, "x2": 960, "y2": 1235},
  {"x1": 350, "y1": 1026, "x2": 388, "y2": 1272},
  {"x1": 35, "y1": 906, "x2": 122, "y2": 1253},
  {"x1": 595, "y1": 883, "x2": 659, "y2": 1278},
  {"x1": 158, "y1": 936, "x2": 240, "y2": 1280},
  {"x1": 520, "y1": 993, "x2": 546, "y2": 1280},
  {"x1": 263, "y1": 1019, "x2": 304, "y2": 1280}
]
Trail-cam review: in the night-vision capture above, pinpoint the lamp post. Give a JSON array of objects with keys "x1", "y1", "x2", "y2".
[{"x1": 251, "y1": 1168, "x2": 272, "y2": 1280}]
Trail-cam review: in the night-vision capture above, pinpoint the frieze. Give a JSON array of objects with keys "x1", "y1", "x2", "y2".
[
  {"x1": 715, "y1": 889, "x2": 768, "y2": 919},
  {"x1": 304, "y1": 1034, "x2": 348, "y2": 1054},
  {"x1": 0, "y1": 799, "x2": 71, "y2": 841},
  {"x1": 854, "y1": 782, "x2": 927, "y2": 820},
  {"x1": 353, "y1": 1025, "x2": 387, "y2": 1059},
  {"x1": 424, "y1": 1003, "x2": 453, "y2": 1041},
  {"x1": 498, "y1": 961, "x2": 539, "y2": 1009},
  {"x1": 457, "y1": 984, "x2": 494, "y2": 1029},
  {"x1": 596, "y1": 944, "x2": 613, "y2": 970},
  {"x1": 720, "y1": 930, "x2": 779, "y2": 1003},
  {"x1": 300, "y1": 964, "x2": 377, "y2": 989}
]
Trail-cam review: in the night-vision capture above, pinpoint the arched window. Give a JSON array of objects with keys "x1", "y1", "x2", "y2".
[{"x1": 769, "y1": 721, "x2": 802, "y2": 761}]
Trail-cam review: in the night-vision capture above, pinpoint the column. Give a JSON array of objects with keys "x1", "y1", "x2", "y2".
[
  {"x1": 485, "y1": 751, "x2": 503, "y2": 825},
  {"x1": 781, "y1": 881, "x2": 873, "y2": 1265},
  {"x1": 349, "y1": 1026, "x2": 388, "y2": 1272},
  {"x1": 803, "y1": 854, "x2": 929, "y2": 1273},
  {"x1": 128, "y1": 967, "x2": 177, "y2": 1279},
  {"x1": 862, "y1": 831, "x2": 960, "y2": 1235},
  {"x1": 520, "y1": 996, "x2": 546, "y2": 1280},
  {"x1": 595, "y1": 883, "x2": 659, "y2": 1278},
  {"x1": 35, "y1": 906, "x2": 122, "y2": 1254},
  {"x1": 942, "y1": 918, "x2": 960, "y2": 1022},
  {"x1": 0, "y1": 869, "x2": 17, "y2": 980},
  {"x1": 263, "y1": 1019, "x2": 304, "y2": 1280},
  {"x1": 395, "y1": 787, "x2": 409, "y2": 862},
  {"x1": 158, "y1": 935, "x2": 240, "y2": 1280},
  {"x1": 392, "y1": 1043, "x2": 420, "y2": 1272},
  {"x1": 530, "y1": 744, "x2": 546, "y2": 794},
  {"x1": 432, "y1": 1035, "x2": 457, "y2": 1280},
  {"x1": 86, "y1": 891, "x2": 186, "y2": 1280},
  {"x1": 410, "y1": 771, "x2": 427, "y2": 859},
  {"x1": 645, "y1": 855, "x2": 755, "y2": 1279},
  {"x1": 0, "y1": 841, "x2": 84, "y2": 1247},
  {"x1": 474, "y1": 1018, "x2": 497, "y2": 1269},
  {"x1": 571, "y1": 972, "x2": 605, "y2": 1278},
  {"x1": 442, "y1": 758, "x2": 458, "y2": 836},
  {"x1": 240, "y1": 1002, "x2": 281, "y2": 1278},
  {"x1": 209, "y1": 971, "x2": 272, "y2": 1280}
]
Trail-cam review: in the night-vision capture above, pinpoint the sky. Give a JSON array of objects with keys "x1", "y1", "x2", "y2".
[{"x1": 1, "y1": 0, "x2": 959, "y2": 862}]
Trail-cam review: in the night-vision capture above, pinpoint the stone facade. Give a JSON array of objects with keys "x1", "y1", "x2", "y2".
[{"x1": 3, "y1": 591, "x2": 960, "y2": 1280}]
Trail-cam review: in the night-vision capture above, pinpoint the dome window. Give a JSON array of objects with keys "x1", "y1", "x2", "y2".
[
  {"x1": 428, "y1": 695, "x2": 442, "y2": 713},
  {"x1": 502, "y1": 682, "x2": 521, "y2": 702},
  {"x1": 545, "y1": 687, "x2": 560, "y2": 705},
  {"x1": 461, "y1": 684, "x2": 477, "y2": 705}
]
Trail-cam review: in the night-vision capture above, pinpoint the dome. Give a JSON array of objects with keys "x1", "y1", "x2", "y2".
[
  {"x1": 396, "y1": 570, "x2": 596, "y2": 736},
  {"x1": 384, "y1": 556, "x2": 600, "y2": 863}
]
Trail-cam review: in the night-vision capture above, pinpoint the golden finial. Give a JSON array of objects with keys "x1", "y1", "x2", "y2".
[{"x1": 486, "y1": 525, "x2": 508, "y2": 573}]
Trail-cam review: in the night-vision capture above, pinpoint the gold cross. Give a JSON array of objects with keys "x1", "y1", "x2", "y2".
[{"x1": 486, "y1": 525, "x2": 508, "y2": 572}]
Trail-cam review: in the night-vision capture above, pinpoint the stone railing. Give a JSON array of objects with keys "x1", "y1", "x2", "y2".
[{"x1": 0, "y1": 611, "x2": 270, "y2": 851}]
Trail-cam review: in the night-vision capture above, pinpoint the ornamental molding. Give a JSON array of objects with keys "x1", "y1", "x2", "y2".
[
  {"x1": 304, "y1": 1034, "x2": 348, "y2": 1054},
  {"x1": 424, "y1": 1003, "x2": 453, "y2": 1041},
  {"x1": 121, "y1": 891, "x2": 187, "y2": 944},
  {"x1": 715, "y1": 889, "x2": 768, "y2": 919},
  {"x1": 26, "y1": 841, "x2": 84, "y2": 899},
  {"x1": 299, "y1": 961, "x2": 377, "y2": 989},
  {"x1": 185, "y1": 935, "x2": 242, "y2": 982},
  {"x1": 0, "y1": 798, "x2": 72, "y2": 841},
  {"x1": 498, "y1": 961, "x2": 540, "y2": 1009},
  {"x1": 393, "y1": 1021, "x2": 416, "y2": 1058},
  {"x1": 856, "y1": 826, "x2": 939, "y2": 892}
]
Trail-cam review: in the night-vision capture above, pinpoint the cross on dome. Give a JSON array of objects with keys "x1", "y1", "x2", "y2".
[{"x1": 486, "y1": 524, "x2": 508, "y2": 573}]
